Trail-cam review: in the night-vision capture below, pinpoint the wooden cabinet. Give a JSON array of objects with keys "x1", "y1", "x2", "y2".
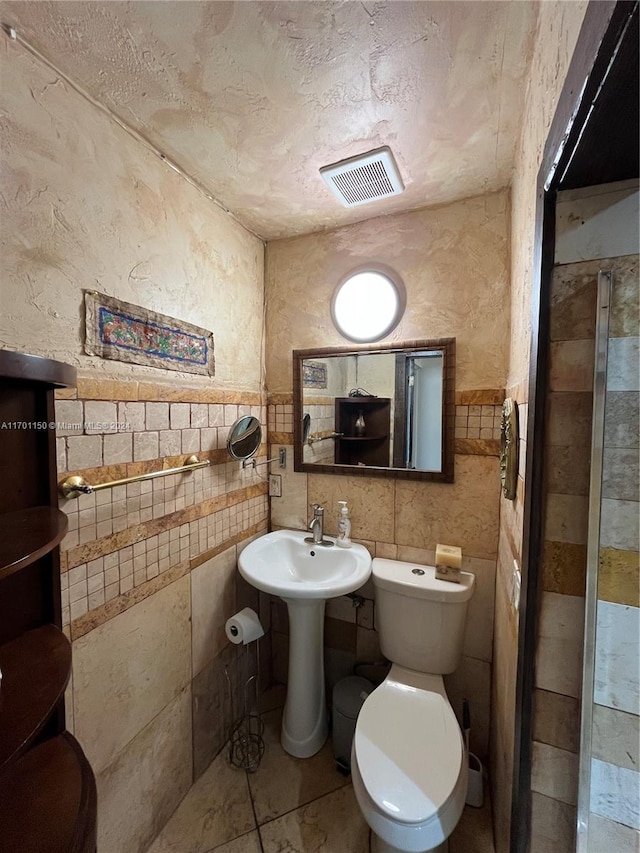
[
  {"x1": 0, "y1": 350, "x2": 97, "y2": 853},
  {"x1": 334, "y1": 397, "x2": 391, "y2": 467}
]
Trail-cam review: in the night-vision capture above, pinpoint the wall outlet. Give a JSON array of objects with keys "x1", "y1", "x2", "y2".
[
  {"x1": 269, "y1": 474, "x2": 282, "y2": 498},
  {"x1": 511, "y1": 559, "x2": 522, "y2": 611}
]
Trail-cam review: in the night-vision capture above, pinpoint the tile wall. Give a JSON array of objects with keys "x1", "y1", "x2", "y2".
[
  {"x1": 267, "y1": 390, "x2": 502, "y2": 761},
  {"x1": 528, "y1": 256, "x2": 595, "y2": 850},
  {"x1": 55, "y1": 377, "x2": 270, "y2": 852},
  {"x1": 587, "y1": 254, "x2": 639, "y2": 850},
  {"x1": 530, "y1": 253, "x2": 639, "y2": 850}
]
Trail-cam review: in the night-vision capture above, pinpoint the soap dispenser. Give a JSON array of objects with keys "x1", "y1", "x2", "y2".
[{"x1": 337, "y1": 501, "x2": 352, "y2": 548}]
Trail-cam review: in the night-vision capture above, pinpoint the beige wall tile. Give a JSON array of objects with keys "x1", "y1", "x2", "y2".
[
  {"x1": 604, "y1": 392, "x2": 639, "y2": 449},
  {"x1": 549, "y1": 339, "x2": 595, "y2": 392},
  {"x1": 444, "y1": 655, "x2": 491, "y2": 760},
  {"x1": 609, "y1": 255, "x2": 640, "y2": 338},
  {"x1": 542, "y1": 540, "x2": 587, "y2": 597},
  {"x1": 395, "y1": 455, "x2": 500, "y2": 561},
  {"x1": 533, "y1": 689, "x2": 580, "y2": 753},
  {"x1": 191, "y1": 545, "x2": 237, "y2": 676},
  {"x1": 462, "y1": 556, "x2": 496, "y2": 664},
  {"x1": 607, "y1": 336, "x2": 640, "y2": 392},
  {"x1": 269, "y1": 444, "x2": 308, "y2": 531},
  {"x1": 547, "y1": 391, "x2": 593, "y2": 447},
  {"x1": 97, "y1": 687, "x2": 192, "y2": 853},
  {"x1": 601, "y1": 499, "x2": 640, "y2": 551},
  {"x1": 531, "y1": 741, "x2": 579, "y2": 805},
  {"x1": 490, "y1": 573, "x2": 518, "y2": 853},
  {"x1": 535, "y1": 592, "x2": 585, "y2": 699},
  {"x1": 549, "y1": 265, "x2": 596, "y2": 342},
  {"x1": 545, "y1": 445, "x2": 590, "y2": 496},
  {"x1": 587, "y1": 813, "x2": 640, "y2": 853},
  {"x1": 308, "y1": 473, "x2": 395, "y2": 543},
  {"x1": 530, "y1": 791, "x2": 576, "y2": 853},
  {"x1": 72, "y1": 575, "x2": 191, "y2": 773},
  {"x1": 325, "y1": 616, "x2": 356, "y2": 652},
  {"x1": 602, "y1": 448, "x2": 639, "y2": 501},
  {"x1": 85, "y1": 401, "x2": 118, "y2": 434},
  {"x1": 544, "y1": 493, "x2": 589, "y2": 545},
  {"x1": 592, "y1": 705, "x2": 640, "y2": 772},
  {"x1": 67, "y1": 435, "x2": 102, "y2": 470}
]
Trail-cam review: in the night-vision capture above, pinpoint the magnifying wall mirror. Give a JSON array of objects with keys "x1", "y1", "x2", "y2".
[
  {"x1": 293, "y1": 339, "x2": 455, "y2": 482},
  {"x1": 227, "y1": 415, "x2": 262, "y2": 461}
]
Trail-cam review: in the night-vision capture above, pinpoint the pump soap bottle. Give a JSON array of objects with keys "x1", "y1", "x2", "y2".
[{"x1": 337, "y1": 501, "x2": 352, "y2": 548}]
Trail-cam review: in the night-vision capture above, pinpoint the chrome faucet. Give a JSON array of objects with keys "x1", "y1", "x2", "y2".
[{"x1": 305, "y1": 504, "x2": 334, "y2": 547}]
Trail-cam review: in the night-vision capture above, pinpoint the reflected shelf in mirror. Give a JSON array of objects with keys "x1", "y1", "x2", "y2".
[{"x1": 293, "y1": 339, "x2": 455, "y2": 482}]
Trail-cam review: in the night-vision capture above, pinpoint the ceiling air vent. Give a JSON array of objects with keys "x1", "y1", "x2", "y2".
[{"x1": 320, "y1": 146, "x2": 405, "y2": 208}]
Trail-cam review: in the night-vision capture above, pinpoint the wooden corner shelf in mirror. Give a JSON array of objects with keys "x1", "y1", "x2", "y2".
[
  {"x1": 0, "y1": 507, "x2": 68, "y2": 582},
  {"x1": 293, "y1": 339, "x2": 455, "y2": 482}
]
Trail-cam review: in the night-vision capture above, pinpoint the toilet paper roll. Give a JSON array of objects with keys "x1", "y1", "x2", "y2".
[{"x1": 225, "y1": 607, "x2": 264, "y2": 645}]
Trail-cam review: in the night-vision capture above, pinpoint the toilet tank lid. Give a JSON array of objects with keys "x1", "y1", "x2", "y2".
[{"x1": 372, "y1": 558, "x2": 474, "y2": 602}]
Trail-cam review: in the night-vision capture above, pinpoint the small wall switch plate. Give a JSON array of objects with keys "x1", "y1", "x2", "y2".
[{"x1": 269, "y1": 474, "x2": 282, "y2": 498}]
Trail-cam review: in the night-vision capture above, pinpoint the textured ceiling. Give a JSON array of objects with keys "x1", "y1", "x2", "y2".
[{"x1": 1, "y1": 1, "x2": 538, "y2": 239}]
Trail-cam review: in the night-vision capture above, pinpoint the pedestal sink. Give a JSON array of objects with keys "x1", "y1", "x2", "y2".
[{"x1": 238, "y1": 529, "x2": 372, "y2": 758}]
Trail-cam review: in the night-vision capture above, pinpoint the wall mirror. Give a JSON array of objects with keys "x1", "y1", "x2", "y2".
[
  {"x1": 227, "y1": 415, "x2": 262, "y2": 461},
  {"x1": 293, "y1": 339, "x2": 455, "y2": 481}
]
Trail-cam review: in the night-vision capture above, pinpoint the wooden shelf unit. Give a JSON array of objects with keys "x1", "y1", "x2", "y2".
[
  {"x1": 0, "y1": 350, "x2": 96, "y2": 852},
  {"x1": 334, "y1": 397, "x2": 391, "y2": 467}
]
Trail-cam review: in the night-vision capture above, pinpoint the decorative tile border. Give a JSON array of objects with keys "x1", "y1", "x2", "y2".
[
  {"x1": 455, "y1": 438, "x2": 500, "y2": 457},
  {"x1": 269, "y1": 432, "x2": 294, "y2": 446},
  {"x1": 66, "y1": 519, "x2": 268, "y2": 641},
  {"x1": 56, "y1": 377, "x2": 265, "y2": 405},
  {"x1": 61, "y1": 481, "x2": 268, "y2": 570},
  {"x1": 455, "y1": 389, "x2": 505, "y2": 405}
]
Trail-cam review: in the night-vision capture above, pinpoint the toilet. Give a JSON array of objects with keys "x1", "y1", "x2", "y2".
[{"x1": 351, "y1": 557, "x2": 475, "y2": 853}]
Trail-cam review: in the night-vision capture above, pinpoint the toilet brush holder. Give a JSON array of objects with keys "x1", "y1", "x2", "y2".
[{"x1": 466, "y1": 752, "x2": 484, "y2": 808}]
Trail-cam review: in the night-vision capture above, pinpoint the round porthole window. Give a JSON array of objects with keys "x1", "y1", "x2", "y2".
[{"x1": 331, "y1": 267, "x2": 405, "y2": 343}]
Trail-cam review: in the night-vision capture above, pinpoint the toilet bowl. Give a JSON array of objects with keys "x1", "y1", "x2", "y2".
[
  {"x1": 351, "y1": 558, "x2": 475, "y2": 853},
  {"x1": 351, "y1": 665, "x2": 467, "y2": 853}
]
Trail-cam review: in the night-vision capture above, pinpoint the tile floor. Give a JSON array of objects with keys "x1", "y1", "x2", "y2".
[{"x1": 147, "y1": 688, "x2": 495, "y2": 853}]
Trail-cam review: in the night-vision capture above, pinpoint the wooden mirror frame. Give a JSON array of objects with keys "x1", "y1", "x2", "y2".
[{"x1": 293, "y1": 338, "x2": 455, "y2": 482}]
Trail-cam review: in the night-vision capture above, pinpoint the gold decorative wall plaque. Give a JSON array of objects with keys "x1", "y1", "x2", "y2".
[{"x1": 500, "y1": 398, "x2": 519, "y2": 500}]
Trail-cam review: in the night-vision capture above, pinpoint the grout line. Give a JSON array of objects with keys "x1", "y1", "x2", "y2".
[{"x1": 246, "y1": 769, "x2": 266, "y2": 853}]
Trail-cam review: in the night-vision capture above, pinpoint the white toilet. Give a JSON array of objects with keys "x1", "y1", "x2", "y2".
[{"x1": 351, "y1": 557, "x2": 475, "y2": 853}]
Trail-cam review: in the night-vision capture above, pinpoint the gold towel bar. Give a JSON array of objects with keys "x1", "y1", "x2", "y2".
[{"x1": 59, "y1": 455, "x2": 210, "y2": 500}]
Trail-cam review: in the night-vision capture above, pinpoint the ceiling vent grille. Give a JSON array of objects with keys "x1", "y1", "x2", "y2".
[{"x1": 320, "y1": 147, "x2": 405, "y2": 208}]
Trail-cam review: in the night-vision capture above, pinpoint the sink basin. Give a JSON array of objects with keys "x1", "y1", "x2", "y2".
[
  {"x1": 238, "y1": 528, "x2": 371, "y2": 599},
  {"x1": 238, "y1": 529, "x2": 372, "y2": 758}
]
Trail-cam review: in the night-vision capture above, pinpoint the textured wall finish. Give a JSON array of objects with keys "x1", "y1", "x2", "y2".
[
  {"x1": 264, "y1": 192, "x2": 508, "y2": 765},
  {"x1": 1, "y1": 23, "x2": 272, "y2": 852},
  {"x1": 0, "y1": 1, "x2": 537, "y2": 239},
  {"x1": 0, "y1": 40, "x2": 264, "y2": 389},
  {"x1": 491, "y1": 3, "x2": 589, "y2": 852},
  {"x1": 266, "y1": 190, "x2": 510, "y2": 393}
]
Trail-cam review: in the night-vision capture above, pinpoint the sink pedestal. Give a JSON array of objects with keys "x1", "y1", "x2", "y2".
[{"x1": 280, "y1": 597, "x2": 328, "y2": 757}]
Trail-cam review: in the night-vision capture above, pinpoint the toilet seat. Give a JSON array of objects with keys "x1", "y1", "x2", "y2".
[{"x1": 353, "y1": 667, "x2": 464, "y2": 826}]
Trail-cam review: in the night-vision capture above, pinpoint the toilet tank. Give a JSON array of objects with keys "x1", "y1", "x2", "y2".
[{"x1": 372, "y1": 558, "x2": 475, "y2": 674}]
